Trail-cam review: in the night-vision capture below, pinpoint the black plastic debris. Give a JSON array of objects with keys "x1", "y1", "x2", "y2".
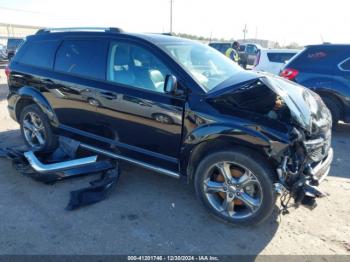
[
  {"x1": 0, "y1": 136, "x2": 120, "y2": 210},
  {"x1": 66, "y1": 163, "x2": 120, "y2": 210}
]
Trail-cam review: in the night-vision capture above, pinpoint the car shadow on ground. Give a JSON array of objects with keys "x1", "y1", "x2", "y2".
[
  {"x1": 0, "y1": 128, "x2": 279, "y2": 255},
  {"x1": 0, "y1": 84, "x2": 8, "y2": 101}
]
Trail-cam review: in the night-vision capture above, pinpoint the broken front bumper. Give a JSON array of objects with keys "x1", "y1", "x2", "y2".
[{"x1": 310, "y1": 148, "x2": 333, "y2": 182}]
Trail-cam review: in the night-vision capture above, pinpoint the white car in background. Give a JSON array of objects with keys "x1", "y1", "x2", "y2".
[{"x1": 253, "y1": 48, "x2": 300, "y2": 75}]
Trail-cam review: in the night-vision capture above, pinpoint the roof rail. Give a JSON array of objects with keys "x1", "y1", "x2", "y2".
[{"x1": 36, "y1": 27, "x2": 123, "y2": 34}]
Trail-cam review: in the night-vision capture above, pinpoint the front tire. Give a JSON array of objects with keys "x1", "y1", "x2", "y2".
[
  {"x1": 194, "y1": 149, "x2": 276, "y2": 226},
  {"x1": 19, "y1": 104, "x2": 57, "y2": 151}
]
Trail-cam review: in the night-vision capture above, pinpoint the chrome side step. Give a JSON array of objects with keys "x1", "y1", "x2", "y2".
[
  {"x1": 24, "y1": 151, "x2": 98, "y2": 173},
  {"x1": 80, "y1": 143, "x2": 180, "y2": 179}
]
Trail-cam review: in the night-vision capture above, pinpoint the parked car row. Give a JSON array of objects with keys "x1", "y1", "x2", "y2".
[{"x1": 208, "y1": 42, "x2": 261, "y2": 69}]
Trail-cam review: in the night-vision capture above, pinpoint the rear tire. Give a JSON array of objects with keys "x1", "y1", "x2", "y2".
[
  {"x1": 322, "y1": 96, "x2": 341, "y2": 128},
  {"x1": 19, "y1": 104, "x2": 57, "y2": 151},
  {"x1": 194, "y1": 148, "x2": 276, "y2": 226}
]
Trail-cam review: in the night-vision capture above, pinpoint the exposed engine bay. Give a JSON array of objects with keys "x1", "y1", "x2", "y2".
[{"x1": 208, "y1": 75, "x2": 333, "y2": 213}]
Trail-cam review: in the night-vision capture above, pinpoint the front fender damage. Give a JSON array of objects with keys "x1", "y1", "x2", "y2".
[{"x1": 207, "y1": 74, "x2": 333, "y2": 213}]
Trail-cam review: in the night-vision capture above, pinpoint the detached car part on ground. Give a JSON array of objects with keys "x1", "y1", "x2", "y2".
[
  {"x1": 0, "y1": 137, "x2": 120, "y2": 210},
  {"x1": 6, "y1": 28, "x2": 333, "y2": 226}
]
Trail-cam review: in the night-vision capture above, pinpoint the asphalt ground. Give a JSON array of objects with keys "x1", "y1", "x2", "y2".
[{"x1": 0, "y1": 66, "x2": 349, "y2": 255}]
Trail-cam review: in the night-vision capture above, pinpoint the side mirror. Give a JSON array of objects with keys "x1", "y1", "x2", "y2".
[{"x1": 164, "y1": 75, "x2": 183, "y2": 96}]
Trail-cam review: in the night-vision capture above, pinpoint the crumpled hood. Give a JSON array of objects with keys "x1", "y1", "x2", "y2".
[
  {"x1": 260, "y1": 75, "x2": 332, "y2": 133},
  {"x1": 208, "y1": 73, "x2": 332, "y2": 134}
]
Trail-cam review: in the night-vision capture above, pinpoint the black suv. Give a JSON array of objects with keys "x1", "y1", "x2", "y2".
[
  {"x1": 7, "y1": 28, "x2": 333, "y2": 225},
  {"x1": 281, "y1": 44, "x2": 350, "y2": 125}
]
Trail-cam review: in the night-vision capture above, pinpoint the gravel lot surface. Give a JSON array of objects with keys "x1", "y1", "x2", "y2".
[{"x1": 0, "y1": 65, "x2": 349, "y2": 255}]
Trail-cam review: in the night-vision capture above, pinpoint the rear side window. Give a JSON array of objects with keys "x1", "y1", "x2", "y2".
[
  {"x1": 339, "y1": 58, "x2": 350, "y2": 71},
  {"x1": 14, "y1": 40, "x2": 59, "y2": 69},
  {"x1": 267, "y1": 52, "x2": 297, "y2": 63},
  {"x1": 54, "y1": 39, "x2": 108, "y2": 80}
]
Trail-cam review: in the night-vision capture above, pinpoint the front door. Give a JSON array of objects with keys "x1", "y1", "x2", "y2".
[{"x1": 94, "y1": 41, "x2": 185, "y2": 171}]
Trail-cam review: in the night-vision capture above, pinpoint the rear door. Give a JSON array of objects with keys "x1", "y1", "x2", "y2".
[
  {"x1": 94, "y1": 40, "x2": 185, "y2": 171},
  {"x1": 50, "y1": 38, "x2": 109, "y2": 138}
]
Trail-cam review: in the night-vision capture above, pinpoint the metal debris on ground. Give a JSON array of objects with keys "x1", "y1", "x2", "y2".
[{"x1": 0, "y1": 136, "x2": 120, "y2": 210}]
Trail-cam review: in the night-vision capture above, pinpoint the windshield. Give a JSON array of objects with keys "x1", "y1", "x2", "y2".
[{"x1": 161, "y1": 41, "x2": 242, "y2": 91}]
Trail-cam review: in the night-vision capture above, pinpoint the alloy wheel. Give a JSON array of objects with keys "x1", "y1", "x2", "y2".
[
  {"x1": 22, "y1": 111, "x2": 46, "y2": 149},
  {"x1": 203, "y1": 161, "x2": 263, "y2": 219}
]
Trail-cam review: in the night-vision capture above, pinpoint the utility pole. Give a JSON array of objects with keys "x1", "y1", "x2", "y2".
[
  {"x1": 170, "y1": 0, "x2": 174, "y2": 34},
  {"x1": 243, "y1": 24, "x2": 248, "y2": 41}
]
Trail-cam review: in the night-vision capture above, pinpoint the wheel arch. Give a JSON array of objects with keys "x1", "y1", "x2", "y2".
[
  {"x1": 15, "y1": 86, "x2": 58, "y2": 126},
  {"x1": 316, "y1": 90, "x2": 345, "y2": 120},
  {"x1": 180, "y1": 125, "x2": 281, "y2": 183},
  {"x1": 301, "y1": 78, "x2": 347, "y2": 121}
]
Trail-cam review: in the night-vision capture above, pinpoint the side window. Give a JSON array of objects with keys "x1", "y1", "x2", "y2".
[
  {"x1": 14, "y1": 40, "x2": 59, "y2": 69},
  {"x1": 107, "y1": 42, "x2": 172, "y2": 93},
  {"x1": 54, "y1": 40, "x2": 108, "y2": 80},
  {"x1": 267, "y1": 53, "x2": 297, "y2": 63},
  {"x1": 339, "y1": 58, "x2": 350, "y2": 71}
]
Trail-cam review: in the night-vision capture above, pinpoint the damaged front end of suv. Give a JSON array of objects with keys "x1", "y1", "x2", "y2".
[
  {"x1": 264, "y1": 76, "x2": 333, "y2": 210},
  {"x1": 207, "y1": 73, "x2": 333, "y2": 212}
]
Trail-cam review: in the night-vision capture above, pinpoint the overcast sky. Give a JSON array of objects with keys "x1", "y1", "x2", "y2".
[{"x1": 0, "y1": 0, "x2": 348, "y2": 45}]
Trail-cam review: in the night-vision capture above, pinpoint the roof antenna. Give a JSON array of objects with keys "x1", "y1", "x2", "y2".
[{"x1": 320, "y1": 34, "x2": 325, "y2": 44}]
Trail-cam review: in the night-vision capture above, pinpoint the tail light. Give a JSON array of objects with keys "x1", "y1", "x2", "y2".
[
  {"x1": 280, "y1": 68, "x2": 298, "y2": 81},
  {"x1": 254, "y1": 50, "x2": 261, "y2": 67},
  {"x1": 5, "y1": 65, "x2": 11, "y2": 80}
]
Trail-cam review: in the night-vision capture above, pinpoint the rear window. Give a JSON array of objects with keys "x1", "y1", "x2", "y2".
[
  {"x1": 7, "y1": 38, "x2": 24, "y2": 50},
  {"x1": 238, "y1": 45, "x2": 246, "y2": 52},
  {"x1": 14, "y1": 39, "x2": 59, "y2": 69},
  {"x1": 246, "y1": 45, "x2": 258, "y2": 54},
  {"x1": 54, "y1": 39, "x2": 108, "y2": 80},
  {"x1": 209, "y1": 43, "x2": 231, "y2": 54},
  {"x1": 339, "y1": 58, "x2": 350, "y2": 71},
  {"x1": 267, "y1": 52, "x2": 297, "y2": 63}
]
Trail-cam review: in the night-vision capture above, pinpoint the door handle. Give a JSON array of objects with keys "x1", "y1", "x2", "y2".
[{"x1": 99, "y1": 91, "x2": 117, "y2": 100}]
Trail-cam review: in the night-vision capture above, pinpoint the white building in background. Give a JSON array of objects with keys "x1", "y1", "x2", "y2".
[
  {"x1": 0, "y1": 23, "x2": 41, "y2": 45},
  {"x1": 238, "y1": 38, "x2": 279, "y2": 49}
]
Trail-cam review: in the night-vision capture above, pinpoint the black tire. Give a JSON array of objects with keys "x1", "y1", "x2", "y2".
[
  {"x1": 19, "y1": 104, "x2": 57, "y2": 151},
  {"x1": 194, "y1": 148, "x2": 276, "y2": 226},
  {"x1": 321, "y1": 96, "x2": 341, "y2": 128}
]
